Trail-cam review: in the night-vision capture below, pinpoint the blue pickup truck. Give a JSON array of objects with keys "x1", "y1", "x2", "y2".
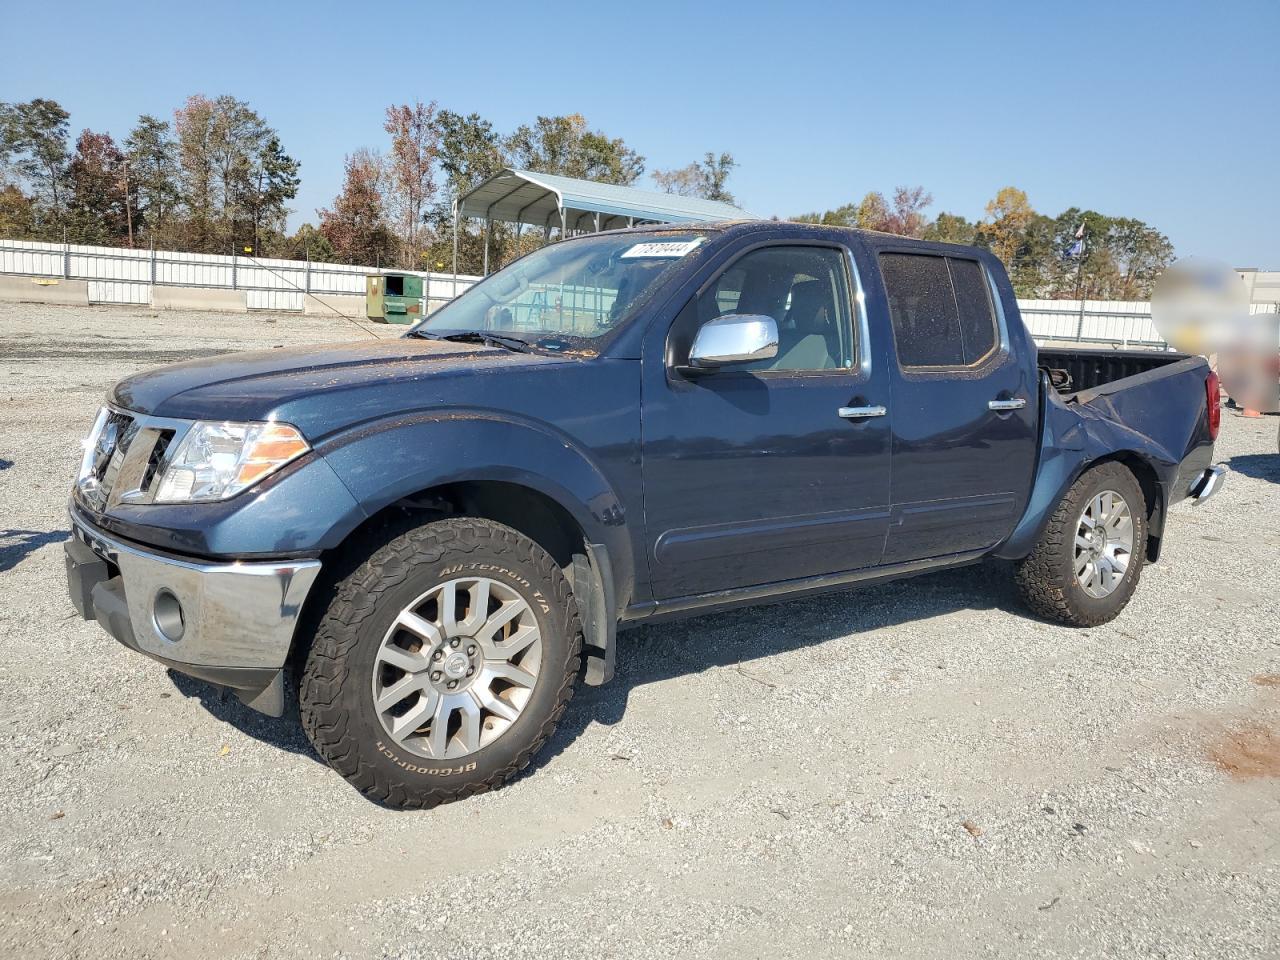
[{"x1": 65, "y1": 222, "x2": 1225, "y2": 807}]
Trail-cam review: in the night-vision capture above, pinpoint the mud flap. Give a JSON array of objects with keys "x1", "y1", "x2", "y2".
[{"x1": 573, "y1": 543, "x2": 616, "y2": 686}]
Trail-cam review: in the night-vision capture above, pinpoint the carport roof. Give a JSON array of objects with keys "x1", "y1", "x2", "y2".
[{"x1": 456, "y1": 168, "x2": 754, "y2": 231}]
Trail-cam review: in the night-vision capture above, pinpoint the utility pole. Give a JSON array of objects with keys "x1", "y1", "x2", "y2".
[
  {"x1": 1072, "y1": 222, "x2": 1088, "y2": 342},
  {"x1": 122, "y1": 157, "x2": 135, "y2": 249}
]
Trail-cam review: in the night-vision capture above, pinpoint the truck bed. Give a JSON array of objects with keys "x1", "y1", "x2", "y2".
[{"x1": 1037, "y1": 346, "x2": 1189, "y2": 394}]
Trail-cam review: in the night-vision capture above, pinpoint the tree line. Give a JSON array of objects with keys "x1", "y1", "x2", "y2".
[
  {"x1": 0, "y1": 96, "x2": 729, "y2": 276},
  {"x1": 2, "y1": 95, "x2": 1173, "y2": 297},
  {"x1": 1, "y1": 96, "x2": 299, "y2": 256},
  {"x1": 793, "y1": 185, "x2": 1174, "y2": 300},
  {"x1": 316, "y1": 106, "x2": 738, "y2": 275}
]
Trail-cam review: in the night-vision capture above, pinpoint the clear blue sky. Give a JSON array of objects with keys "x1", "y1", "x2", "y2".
[{"x1": 2, "y1": 0, "x2": 1276, "y2": 267}]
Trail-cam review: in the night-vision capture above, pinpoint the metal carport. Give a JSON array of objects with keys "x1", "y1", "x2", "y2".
[{"x1": 454, "y1": 168, "x2": 754, "y2": 274}]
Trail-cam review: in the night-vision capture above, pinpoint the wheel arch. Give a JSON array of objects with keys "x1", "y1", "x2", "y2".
[
  {"x1": 995, "y1": 445, "x2": 1168, "y2": 563},
  {"x1": 1082, "y1": 451, "x2": 1165, "y2": 562},
  {"x1": 298, "y1": 474, "x2": 624, "y2": 687}
]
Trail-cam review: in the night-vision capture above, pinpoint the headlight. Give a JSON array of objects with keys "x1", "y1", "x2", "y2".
[{"x1": 154, "y1": 420, "x2": 309, "y2": 503}]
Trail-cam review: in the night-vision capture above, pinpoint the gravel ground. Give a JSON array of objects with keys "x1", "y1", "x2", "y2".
[{"x1": 1, "y1": 301, "x2": 1277, "y2": 960}]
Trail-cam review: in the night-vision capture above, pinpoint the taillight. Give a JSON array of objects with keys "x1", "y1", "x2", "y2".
[{"x1": 1206, "y1": 370, "x2": 1221, "y2": 439}]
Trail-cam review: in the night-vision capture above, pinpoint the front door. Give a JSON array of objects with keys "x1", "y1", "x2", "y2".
[
  {"x1": 871, "y1": 246, "x2": 1038, "y2": 564},
  {"x1": 642, "y1": 242, "x2": 893, "y2": 600}
]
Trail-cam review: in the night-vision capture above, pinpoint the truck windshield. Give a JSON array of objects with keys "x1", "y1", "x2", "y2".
[{"x1": 413, "y1": 232, "x2": 711, "y2": 345}]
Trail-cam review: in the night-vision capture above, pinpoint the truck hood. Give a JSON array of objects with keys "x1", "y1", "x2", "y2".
[{"x1": 110, "y1": 337, "x2": 574, "y2": 434}]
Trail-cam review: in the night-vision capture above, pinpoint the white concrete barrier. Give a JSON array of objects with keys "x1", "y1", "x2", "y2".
[
  {"x1": 152, "y1": 287, "x2": 247, "y2": 312},
  {"x1": 0, "y1": 275, "x2": 89, "y2": 306}
]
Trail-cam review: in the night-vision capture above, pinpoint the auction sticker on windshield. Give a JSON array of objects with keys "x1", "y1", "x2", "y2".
[{"x1": 620, "y1": 238, "x2": 706, "y2": 259}]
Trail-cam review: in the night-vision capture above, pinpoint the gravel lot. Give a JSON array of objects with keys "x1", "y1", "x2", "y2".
[{"x1": 1, "y1": 300, "x2": 1277, "y2": 960}]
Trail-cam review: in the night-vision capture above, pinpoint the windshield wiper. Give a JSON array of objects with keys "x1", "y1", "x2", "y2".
[{"x1": 414, "y1": 330, "x2": 530, "y2": 353}]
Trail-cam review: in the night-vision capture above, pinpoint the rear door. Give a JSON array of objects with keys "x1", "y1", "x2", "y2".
[
  {"x1": 868, "y1": 244, "x2": 1038, "y2": 564},
  {"x1": 641, "y1": 239, "x2": 893, "y2": 600}
]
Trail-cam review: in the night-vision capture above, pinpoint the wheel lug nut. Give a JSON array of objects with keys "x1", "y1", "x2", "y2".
[
  {"x1": 432, "y1": 650, "x2": 442, "y2": 661},
  {"x1": 451, "y1": 638, "x2": 460, "y2": 648},
  {"x1": 431, "y1": 671, "x2": 442, "y2": 681},
  {"x1": 466, "y1": 667, "x2": 474, "y2": 677},
  {"x1": 466, "y1": 645, "x2": 476, "y2": 655},
  {"x1": 447, "y1": 680, "x2": 457, "y2": 689}
]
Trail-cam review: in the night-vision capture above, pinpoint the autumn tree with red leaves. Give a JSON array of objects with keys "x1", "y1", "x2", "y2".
[
  {"x1": 66, "y1": 129, "x2": 134, "y2": 245},
  {"x1": 318, "y1": 148, "x2": 396, "y2": 265}
]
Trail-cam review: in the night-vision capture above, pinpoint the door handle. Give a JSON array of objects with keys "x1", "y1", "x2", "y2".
[
  {"x1": 838, "y1": 405, "x2": 887, "y2": 419},
  {"x1": 988, "y1": 398, "x2": 1027, "y2": 411}
]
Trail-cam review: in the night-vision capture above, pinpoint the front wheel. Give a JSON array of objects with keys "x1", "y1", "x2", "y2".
[
  {"x1": 1014, "y1": 462, "x2": 1148, "y2": 626},
  {"x1": 299, "y1": 518, "x2": 582, "y2": 808}
]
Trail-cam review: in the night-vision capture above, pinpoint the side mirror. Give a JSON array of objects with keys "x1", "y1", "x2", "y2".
[{"x1": 686, "y1": 314, "x2": 778, "y2": 371}]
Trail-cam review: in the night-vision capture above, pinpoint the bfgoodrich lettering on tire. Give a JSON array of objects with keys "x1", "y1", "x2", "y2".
[
  {"x1": 1014, "y1": 461, "x2": 1148, "y2": 627},
  {"x1": 299, "y1": 517, "x2": 582, "y2": 808}
]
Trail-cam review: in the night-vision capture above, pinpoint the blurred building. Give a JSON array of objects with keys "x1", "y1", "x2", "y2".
[{"x1": 1237, "y1": 268, "x2": 1280, "y2": 313}]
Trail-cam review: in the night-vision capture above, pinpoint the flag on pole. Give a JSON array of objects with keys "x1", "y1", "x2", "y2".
[{"x1": 1064, "y1": 222, "x2": 1086, "y2": 259}]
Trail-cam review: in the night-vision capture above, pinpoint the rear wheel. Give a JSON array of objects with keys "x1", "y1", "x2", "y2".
[
  {"x1": 299, "y1": 518, "x2": 582, "y2": 808},
  {"x1": 1015, "y1": 462, "x2": 1148, "y2": 626}
]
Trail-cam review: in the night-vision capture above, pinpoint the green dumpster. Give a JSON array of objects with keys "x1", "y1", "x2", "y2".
[{"x1": 366, "y1": 273, "x2": 424, "y2": 324}]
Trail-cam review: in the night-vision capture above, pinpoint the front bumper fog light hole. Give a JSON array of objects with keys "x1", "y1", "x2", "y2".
[{"x1": 153, "y1": 589, "x2": 185, "y2": 642}]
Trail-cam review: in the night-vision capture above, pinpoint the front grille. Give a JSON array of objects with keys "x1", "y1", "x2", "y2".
[
  {"x1": 139, "y1": 430, "x2": 174, "y2": 493},
  {"x1": 79, "y1": 410, "x2": 136, "y2": 511},
  {"x1": 76, "y1": 408, "x2": 177, "y2": 511}
]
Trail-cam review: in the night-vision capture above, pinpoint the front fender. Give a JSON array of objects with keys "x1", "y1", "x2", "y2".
[{"x1": 316, "y1": 409, "x2": 635, "y2": 605}]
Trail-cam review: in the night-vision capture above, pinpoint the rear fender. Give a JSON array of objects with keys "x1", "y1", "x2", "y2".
[{"x1": 993, "y1": 381, "x2": 1181, "y2": 561}]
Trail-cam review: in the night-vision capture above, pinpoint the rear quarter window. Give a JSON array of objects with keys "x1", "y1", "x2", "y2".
[{"x1": 948, "y1": 257, "x2": 998, "y2": 364}]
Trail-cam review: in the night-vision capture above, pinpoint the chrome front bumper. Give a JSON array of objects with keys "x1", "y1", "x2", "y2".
[
  {"x1": 1190, "y1": 464, "x2": 1227, "y2": 505},
  {"x1": 66, "y1": 511, "x2": 321, "y2": 714}
]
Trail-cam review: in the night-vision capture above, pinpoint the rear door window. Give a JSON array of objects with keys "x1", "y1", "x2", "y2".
[
  {"x1": 880, "y1": 253, "x2": 963, "y2": 367},
  {"x1": 879, "y1": 252, "x2": 999, "y2": 368}
]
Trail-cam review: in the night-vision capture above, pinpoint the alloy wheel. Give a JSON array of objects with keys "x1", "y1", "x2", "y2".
[
  {"x1": 371, "y1": 577, "x2": 543, "y2": 760},
  {"x1": 1073, "y1": 489, "x2": 1135, "y2": 599}
]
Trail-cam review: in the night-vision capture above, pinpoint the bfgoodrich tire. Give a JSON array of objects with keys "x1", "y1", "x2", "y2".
[
  {"x1": 299, "y1": 518, "x2": 582, "y2": 809},
  {"x1": 1014, "y1": 462, "x2": 1148, "y2": 627}
]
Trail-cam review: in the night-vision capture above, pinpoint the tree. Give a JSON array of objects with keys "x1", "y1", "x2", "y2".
[
  {"x1": 651, "y1": 163, "x2": 702, "y2": 197},
  {"x1": 507, "y1": 114, "x2": 643, "y2": 185},
  {"x1": 922, "y1": 211, "x2": 977, "y2": 245},
  {"x1": 173, "y1": 94, "x2": 298, "y2": 253},
  {"x1": 318, "y1": 149, "x2": 396, "y2": 265},
  {"x1": 790, "y1": 185, "x2": 930, "y2": 236},
  {"x1": 1106, "y1": 217, "x2": 1173, "y2": 300},
  {"x1": 434, "y1": 110, "x2": 507, "y2": 198},
  {"x1": 652, "y1": 151, "x2": 737, "y2": 203},
  {"x1": 0, "y1": 98, "x2": 71, "y2": 232},
  {"x1": 65, "y1": 129, "x2": 132, "y2": 245},
  {"x1": 790, "y1": 201, "x2": 859, "y2": 227},
  {"x1": 282, "y1": 222, "x2": 335, "y2": 262},
  {"x1": 982, "y1": 186, "x2": 1034, "y2": 268},
  {"x1": 124, "y1": 114, "x2": 181, "y2": 245},
  {"x1": 426, "y1": 110, "x2": 513, "y2": 275},
  {"x1": 240, "y1": 134, "x2": 299, "y2": 251},
  {"x1": 884, "y1": 185, "x2": 932, "y2": 237},
  {"x1": 173, "y1": 95, "x2": 217, "y2": 249},
  {"x1": 383, "y1": 101, "x2": 439, "y2": 268},
  {"x1": 0, "y1": 184, "x2": 36, "y2": 236}
]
